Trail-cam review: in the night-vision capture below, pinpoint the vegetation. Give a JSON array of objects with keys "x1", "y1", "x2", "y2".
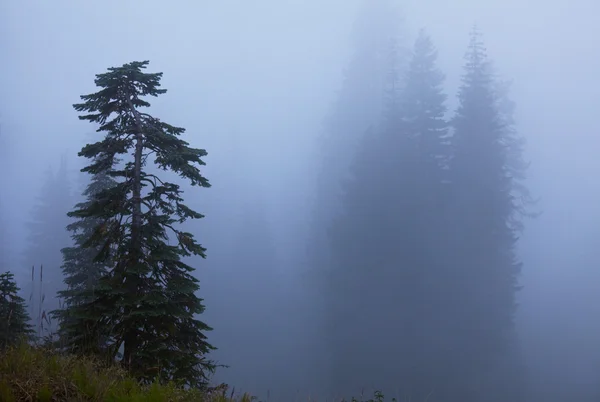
[
  {"x1": 313, "y1": 24, "x2": 530, "y2": 400},
  {"x1": 0, "y1": 343, "x2": 252, "y2": 402},
  {"x1": 0, "y1": 272, "x2": 34, "y2": 348},
  {"x1": 53, "y1": 169, "x2": 117, "y2": 353},
  {"x1": 55, "y1": 60, "x2": 215, "y2": 387},
  {"x1": 21, "y1": 157, "x2": 74, "y2": 333},
  {"x1": 0, "y1": 6, "x2": 534, "y2": 401},
  {"x1": 0, "y1": 342, "x2": 409, "y2": 401}
]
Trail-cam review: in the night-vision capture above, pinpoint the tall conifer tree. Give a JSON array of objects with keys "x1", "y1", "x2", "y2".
[
  {"x1": 385, "y1": 29, "x2": 451, "y2": 399},
  {"x1": 62, "y1": 61, "x2": 215, "y2": 388},
  {"x1": 309, "y1": 2, "x2": 407, "y2": 394},
  {"x1": 445, "y1": 27, "x2": 528, "y2": 402},
  {"x1": 314, "y1": 0, "x2": 405, "y2": 229},
  {"x1": 321, "y1": 29, "x2": 451, "y2": 397}
]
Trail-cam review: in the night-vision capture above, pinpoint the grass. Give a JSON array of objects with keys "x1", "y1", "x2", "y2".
[
  {"x1": 1, "y1": 266, "x2": 256, "y2": 401},
  {"x1": 0, "y1": 342, "x2": 254, "y2": 402},
  {"x1": 4, "y1": 267, "x2": 401, "y2": 402},
  {"x1": 0, "y1": 343, "x2": 409, "y2": 402},
  {"x1": 0, "y1": 343, "x2": 401, "y2": 402}
]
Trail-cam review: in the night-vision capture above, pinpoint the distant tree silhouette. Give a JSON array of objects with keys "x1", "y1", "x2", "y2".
[
  {"x1": 307, "y1": 1, "x2": 407, "y2": 394},
  {"x1": 0, "y1": 272, "x2": 34, "y2": 348},
  {"x1": 322, "y1": 28, "x2": 450, "y2": 397},
  {"x1": 442, "y1": 26, "x2": 530, "y2": 402},
  {"x1": 21, "y1": 156, "x2": 74, "y2": 336}
]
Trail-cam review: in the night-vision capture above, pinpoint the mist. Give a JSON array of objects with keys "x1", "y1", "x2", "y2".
[{"x1": 2, "y1": 0, "x2": 600, "y2": 401}]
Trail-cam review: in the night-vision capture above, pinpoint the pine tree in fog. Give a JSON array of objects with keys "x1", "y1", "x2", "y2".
[
  {"x1": 322, "y1": 29, "x2": 450, "y2": 396},
  {"x1": 0, "y1": 272, "x2": 34, "y2": 347},
  {"x1": 400, "y1": 29, "x2": 449, "y2": 177},
  {"x1": 442, "y1": 27, "x2": 529, "y2": 402},
  {"x1": 307, "y1": 1, "x2": 407, "y2": 393},
  {"x1": 62, "y1": 61, "x2": 215, "y2": 387},
  {"x1": 321, "y1": 38, "x2": 406, "y2": 394},
  {"x1": 52, "y1": 169, "x2": 117, "y2": 351},
  {"x1": 384, "y1": 29, "x2": 452, "y2": 399},
  {"x1": 310, "y1": 0, "x2": 406, "y2": 250},
  {"x1": 21, "y1": 156, "x2": 73, "y2": 332}
]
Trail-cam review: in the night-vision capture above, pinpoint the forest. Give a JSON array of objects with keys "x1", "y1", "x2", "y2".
[{"x1": 1, "y1": 0, "x2": 599, "y2": 401}]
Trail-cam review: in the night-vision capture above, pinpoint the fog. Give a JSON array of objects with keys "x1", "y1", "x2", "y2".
[{"x1": 2, "y1": 0, "x2": 600, "y2": 400}]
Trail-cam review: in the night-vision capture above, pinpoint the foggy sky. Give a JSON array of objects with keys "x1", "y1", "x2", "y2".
[{"x1": 2, "y1": 0, "x2": 600, "y2": 399}]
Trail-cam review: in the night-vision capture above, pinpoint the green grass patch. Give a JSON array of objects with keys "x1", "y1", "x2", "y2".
[
  {"x1": 0, "y1": 342, "x2": 253, "y2": 401},
  {"x1": 0, "y1": 342, "x2": 403, "y2": 401}
]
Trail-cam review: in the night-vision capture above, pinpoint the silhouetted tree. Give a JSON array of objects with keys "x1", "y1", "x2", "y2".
[
  {"x1": 443, "y1": 26, "x2": 529, "y2": 402},
  {"x1": 384, "y1": 29, "x2": 452, "y2": 399},
  {"x1": 21, "y1": 156, "x2": 73, "y2": 335},
  {"x1": 0, "y1": 272, "x2": 34, "y2": 348},
  {"x1": 323, "y1": 29, "x2": 450, "y2": 397},
  {"x1": 313, "y1": 0, "x2": 405, "y2": 229},
  {"x1": 52, "y1": 169, "x2": 117, "y2": 351},
  {"x1": 308, "y1": 1, "x2": 407, "y2": 395},
  {"x1": 62, "y1": 60, "x2": 215, "y2": 388}
]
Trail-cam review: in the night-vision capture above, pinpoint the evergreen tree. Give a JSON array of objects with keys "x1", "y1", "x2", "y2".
[
  {"x1": 62, "y1": 61, "x2": 215, "y2": 387},
  {"x1": 386, "y1": 29, "x2": 451, "y2": 399},
  {"x1": 444, "y1": 27, "x2": 529, "y2": 402},
  {"x1": 21, "y1": 156, "x2": 73, "y2": 336},
  {"x1": 322, "y1": 29, "x2": 450, "y2": 397},
  {"x1": 308, "y1": 2, "x2": 407, "y2": 394},
  {"x1": 321, "y1": 36, "x2": 402, "y2": 395},
  {"x1": 313, "y1": 0, "x2": 405, "y2": 228},
  {"x1": 400, "y1": 29, "x2": 449, "y2": 176},
  {"x1": 52, "y1": 169, "x2": 117, "y2": 350},
  {"x1": 0, "y1": 272, "x2": 34, "y2": 348}
]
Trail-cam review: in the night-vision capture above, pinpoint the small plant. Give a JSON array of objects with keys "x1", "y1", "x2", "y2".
[
  {"x1": 26, "y1": 264, "x2": 61, "y2": 347},
  {"x1": 340, "y1": 390, "x2": 397, "y2": 402}
]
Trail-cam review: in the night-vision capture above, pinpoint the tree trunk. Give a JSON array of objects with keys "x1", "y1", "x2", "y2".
[{"x1": 122, "y1": 95, "x2": 145, "y2": 368}]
